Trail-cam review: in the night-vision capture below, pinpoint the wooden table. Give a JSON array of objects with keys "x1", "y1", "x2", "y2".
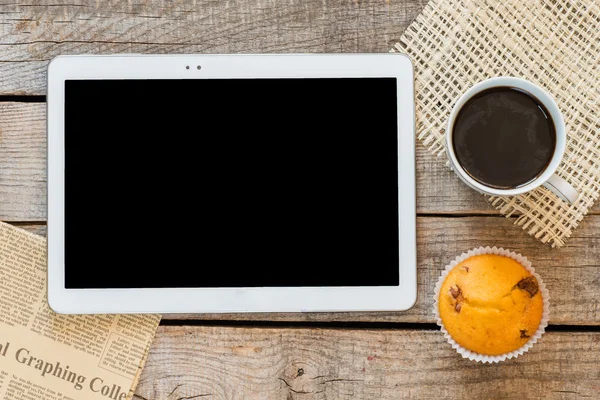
[{"x1": 2, "y1": 1, "x2": 600, "y2": 398}]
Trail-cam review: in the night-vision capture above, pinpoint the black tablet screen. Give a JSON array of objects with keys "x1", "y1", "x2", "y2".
[{"x1": 64, "y1": 78, "x2": 399, "y2": 288}]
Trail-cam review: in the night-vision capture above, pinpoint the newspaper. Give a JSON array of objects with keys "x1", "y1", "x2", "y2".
[{"x1": 0, "y1": 222, "x2": 160, "y2": 400}]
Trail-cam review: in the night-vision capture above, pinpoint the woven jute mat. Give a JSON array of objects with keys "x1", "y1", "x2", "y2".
[{"x1": 393, "y1": 0, "x2": 600, "y2": 247}]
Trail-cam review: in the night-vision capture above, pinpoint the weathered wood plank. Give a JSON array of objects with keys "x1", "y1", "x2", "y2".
[
  {"x1": 8, "y1": 223, "x2": 46, "y2": 237},
  {"x1": 136, "y1": 326, "x2": 600, "y2": 399},
  {"x1": 416, "y1": 149, "x2": 494, "y2": 214},
  {"x1": 0, "y1": 103, "x2": 47, "y2": 221},
  {"x1": 164, "y1": 215, "x2": 600, "y2": 324},
  {"x1": 0, "y1": 0, "x2": 427, "y2": 95}
]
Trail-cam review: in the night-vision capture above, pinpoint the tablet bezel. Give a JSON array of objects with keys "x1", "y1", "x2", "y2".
[{"x1": 47, "y1": 53, "x2": 416, "y2": 314}]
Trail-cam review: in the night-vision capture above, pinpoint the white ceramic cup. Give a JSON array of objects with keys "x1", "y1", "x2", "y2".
[{"x1": 446, "y1": 77, "x2": 578, "y2": 204}]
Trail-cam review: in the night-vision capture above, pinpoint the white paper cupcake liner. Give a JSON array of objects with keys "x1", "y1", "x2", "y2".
[{"x1": 433, "y1": 246, "x2": 550, "y2": 363}]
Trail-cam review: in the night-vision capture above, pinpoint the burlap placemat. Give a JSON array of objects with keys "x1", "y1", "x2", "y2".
[{"x1": 393, "y1": 0, "x2": 600, "y2": 247}]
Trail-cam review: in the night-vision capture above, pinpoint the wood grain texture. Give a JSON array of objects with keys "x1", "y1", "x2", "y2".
[
  {"x1": 164, "y1": 215, "x2": 600, "y2": 324},
  {"x1": 136, "y1": 326, "x2": 600, "y2": 399},
  {"x1": 0, "y1": 0, "x2": 427, "y2": 95},
  {"x1": 9, "y1": 222, "x2": 47, "y2": 237},
  {"x1": 0, "y1": 103, "x2": 46, "y2": 221}
]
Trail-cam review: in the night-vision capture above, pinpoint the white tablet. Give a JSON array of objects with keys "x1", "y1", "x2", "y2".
[{"x1": 47, "y1": 54, "x2": 416, "y2": 314}]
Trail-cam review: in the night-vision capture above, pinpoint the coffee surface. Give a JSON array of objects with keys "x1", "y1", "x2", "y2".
[{"x1": 452, "y1": 87, "x2": 556, "y2": 189}]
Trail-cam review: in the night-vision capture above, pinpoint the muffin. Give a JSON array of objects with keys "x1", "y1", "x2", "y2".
[{"x1": 435, "y1": 247, "x2": 549, "y2": 362}]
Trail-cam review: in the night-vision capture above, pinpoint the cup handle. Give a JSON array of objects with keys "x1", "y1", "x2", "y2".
[{"x1": 543, "y1": 174, "x2": 579, "y2": 204}]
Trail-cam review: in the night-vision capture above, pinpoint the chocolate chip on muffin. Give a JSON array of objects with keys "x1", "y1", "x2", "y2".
[
  {"x1": 449, "y1": 286, "x2": 464, "y2": 313},
  {"x1": 516, "y1": 276, "x2": 539, "y2": 297}
]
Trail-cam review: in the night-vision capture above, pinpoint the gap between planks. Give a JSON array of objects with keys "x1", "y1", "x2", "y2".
[{"x1": 158, "y1": 319, "x2": 600, "y2": 333}]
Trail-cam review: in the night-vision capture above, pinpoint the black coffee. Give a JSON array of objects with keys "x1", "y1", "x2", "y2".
[{"x1": 452, "y1": 87, "x2": 556, "y2": 189}]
